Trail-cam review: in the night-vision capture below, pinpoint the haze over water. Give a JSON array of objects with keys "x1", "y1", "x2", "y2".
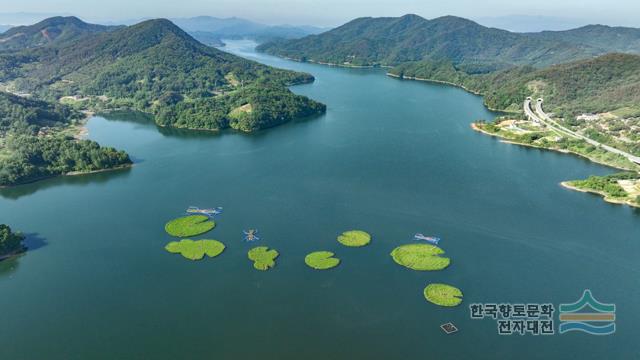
[{"x1": 0, "y1": 40, "x2": 637, "y2": 359}]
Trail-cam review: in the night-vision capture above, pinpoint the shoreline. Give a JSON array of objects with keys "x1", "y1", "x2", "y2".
[
  {"x1": 73, "y1": 110, "x2": 94, "y2": 139},
  {"x1": 386, "y1": 73, "x2": 482, "y2": 96},
  {"x1": 470, "y1": 123, "x2": 637, "y2": 171},
  {"x1": 387, "y1": 73, "x2": 515, "y2": 113},
  {"x1": 560, "y1": 181, "x2": 640, "y2": 209},
  {"x1": 0, "y1": 248, "x2": 26, "y2": 262},
  {"x1": 0, "y1": 164, "x2": 133, "y2": 189},
  {"x1": 261, "y1": 52, "x2": 513, "y2": 113},
  {"x1": 278, "y1": 55, "x2": 394, "y2": 69},
  {"x1": 473, "y1": 122, "x2": 640, "y2": 208}
]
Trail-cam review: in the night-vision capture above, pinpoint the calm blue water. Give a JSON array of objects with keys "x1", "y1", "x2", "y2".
[{"x1": 0, "y1": 40, "x2": 637, "y2": 359}]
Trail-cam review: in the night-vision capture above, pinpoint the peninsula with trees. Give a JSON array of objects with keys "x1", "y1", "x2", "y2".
[
  {"x1": 0, "y1": 17, "x2": 325, "y2": 132},
  {"x1": 0, "y1": 91, "x2": 131, "y2": 186},
  {"x1": 0, "y1": 17, "x2": 326, "y2": 187}
]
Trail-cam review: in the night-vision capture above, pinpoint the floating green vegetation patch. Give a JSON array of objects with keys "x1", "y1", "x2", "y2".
[
  {"x1": 165, "y1": 239, "x2": 225, "y2": 261},
  {"x1": 423, "y1": 283, "x2": 463, "y2": 307},
  {"x1": 305, "y1": 251, "x2": 340, "y2": 270},
  {"x1": 390, "y1": 244, "x2": 450, "y2": 271},
  {"x1": 337, "y1": 230, "x2": 371, "y2": 247},
  {"x1": 248, "y1": 246, "x2": 279, "y2": 271},
  {"x1": 165, "y1": 215, "x2": 215, "y2": 237}
]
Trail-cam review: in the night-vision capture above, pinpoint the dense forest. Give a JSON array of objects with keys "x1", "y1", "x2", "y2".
[
  {"x1": 258, "y1": 14, "x2": 640, "y2": 73},
  {"x1": 0, "y1": 91, "x2": 78, "y2": 135},
  {"x1": 389, "y1": 53, "x2": 640, "y2": 117},
  {"x1": 0, "y1": 18, "x2": 325, "y2": 132},
  {"x1": 155, "y1": 84, "x2": 326, "y2": 132},
  {"x1": 0, "y1": 91, "x2": 131, "y2": 187},
  {"x1": 0, "y1": 224, "x2": 25, "y2": 258},
  {"x1": 0, "y1": 135, "x2": 131, "y2": 186}
]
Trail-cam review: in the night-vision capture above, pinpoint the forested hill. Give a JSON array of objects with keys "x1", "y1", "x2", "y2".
[
  {"x1": 528, "y1": 25, "x2": 640, "y2": 54},
  {"x1": 171, "y1": 16, "x2": 325, "y2": 44},
  {"x1": 0, "y1": 91, "x2": 78, "y2": 134},
  {"x1": 0, "y1": 18, "x2": 325, "y2": 132},
  {"x1": 258, "y1": 14, "x2": 640, "y2": 73},
  {"x1": 390, "y1": 53, "x2": 640, "y2": 117},
  {"x1": 0, "y1": 16, "x2": 115, "y2": 51},
  {"x1": 0, "y1": 91, "x2": 131, "y2": 187}
]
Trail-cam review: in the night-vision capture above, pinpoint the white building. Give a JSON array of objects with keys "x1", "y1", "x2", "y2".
[{"x1": 577, "y1": 113, "x2": 600, "y2": 121}]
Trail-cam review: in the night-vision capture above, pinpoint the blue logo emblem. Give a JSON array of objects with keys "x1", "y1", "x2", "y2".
[{"x1": 559, "y1": 290, "x2": 615, "y2": 335}]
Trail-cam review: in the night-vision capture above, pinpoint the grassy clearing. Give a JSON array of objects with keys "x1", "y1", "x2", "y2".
[
  {"x1": 165, "y1": 215, "x2": 215, "y2": 237},
  {"x1": 337, "y1": 230, "x2": 371, "y2": 247},
  {"x1": 424, "y1": 283, "x2": 463, "y2": 307},
  {"x1": 248, "y1": 246, "x2": 279, "y2": 271},
  {"x1": 165, "y1": 239, "x2": 225, "y2": 260},
  {"x1": 390, "y1": 244, "x2": 450, "y2": 271},
  {"x1": 305, "y1": 251, "x2": 340, "y2": 270}
]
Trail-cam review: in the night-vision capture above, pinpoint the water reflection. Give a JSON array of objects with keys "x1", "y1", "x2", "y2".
[
  {"x1": 0, "y1": 256, "x2": 21, "y2": 277},
  {"x1": 99, "y1": 110, "x2": 155, "y2": 124},
  {"x1": 0, "y1": 166, "x2": 133, "y2": 200},
  {"x1": 100, "y1": 109, "x2": 325, "y2": 140},
  {"x1": 0, "y1": 233, "x2": 48, "y2": 278}
]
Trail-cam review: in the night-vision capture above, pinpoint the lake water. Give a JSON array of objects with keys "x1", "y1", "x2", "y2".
[{"x1": 0, "y1": 40, "x2": 638, "y2": 359}]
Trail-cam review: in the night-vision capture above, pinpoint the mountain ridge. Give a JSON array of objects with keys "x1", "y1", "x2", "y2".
[
  {"x1": 0, "y1": 16, "x2": 116, "y2": 50},
  {"x1": 258, "y1": 14, "x2": 640, "y2": 72},
  {"x1": 0, "y1": 18, "x2": 325, "y2": 132}
]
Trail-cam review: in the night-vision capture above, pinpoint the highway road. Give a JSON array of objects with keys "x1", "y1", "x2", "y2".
[{"x1": 523, "y1": 98, "x2": 640, "y2": 165}]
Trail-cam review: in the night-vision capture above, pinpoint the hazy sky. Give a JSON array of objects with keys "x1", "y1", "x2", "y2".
[{"x1": 2, "y1": 0, "x2": 639, "y2": 27}]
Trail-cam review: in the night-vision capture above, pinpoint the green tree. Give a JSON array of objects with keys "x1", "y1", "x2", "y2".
[{"x1": 0, "y1": 224, "x2": 25, "y2": 257}]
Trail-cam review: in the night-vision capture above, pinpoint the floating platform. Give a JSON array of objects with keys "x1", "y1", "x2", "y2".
[
  {"x1": 414, "y1": 233, "x2": 441, "y2": 245},
  {"x1": 186, "y1": 206, "x2": 223, "y2": 217},
  {"x1": 440, "y1": 322, "x2": 458, "y2": 334}
]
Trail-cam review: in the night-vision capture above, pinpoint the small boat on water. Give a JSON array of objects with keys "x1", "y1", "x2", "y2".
[
  {"x1": 186, "y1": 206, "x2": 223, "y2": 217},
  {"x1": 243, "y1": 229, "x2": 260, "y2": 242},
  {"x1": 414, "y1": 233, "x2": 441, "y2": 245}
]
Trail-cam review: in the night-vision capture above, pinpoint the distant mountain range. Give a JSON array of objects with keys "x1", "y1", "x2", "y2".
[
  {"x1": 0, "y1": 17, "x2": 325, "y2": 132},
  {"x1": 171, "y1": 16, "x2": 325, "y2": 38},
  {"x1": 0, "y1": 16, "x2": 116, "y2": 50},
  {"x1": 0, "y1": 14, "x2": 326, "y2": 47},
  {"x1": 258, "y1": 14, "x2": 640, "y2": 73},
  {"x1": 171, "y1": 16, "x2": 326, "y2": 45},
  {"x1": 103, "y1": 16, "x2": 326, "y2": 45},
  {"x1": 527, "y1": 25, "x2": 640, "y2": 54}
]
